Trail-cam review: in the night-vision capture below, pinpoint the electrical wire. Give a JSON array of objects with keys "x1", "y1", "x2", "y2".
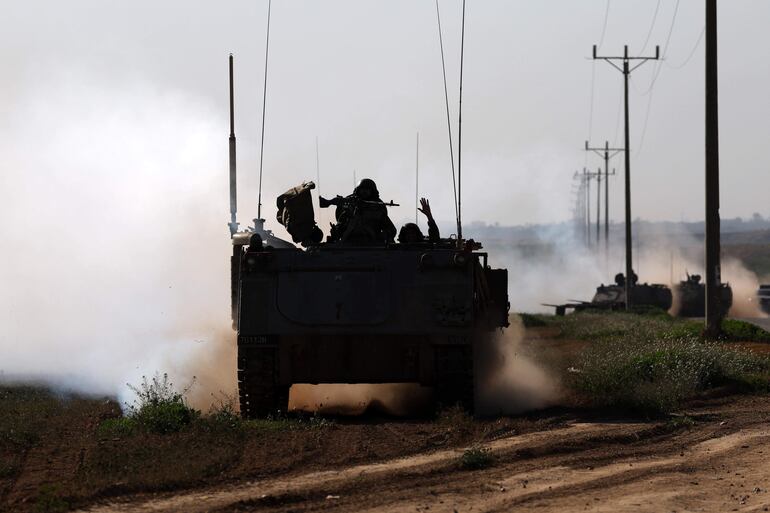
[
  {"x1": 587, "y1": 0, "x2": 610, "y2": 165},
  {"x1": 639, "y1": 0, "x2": 662, "y2": 53},
  {"x1": 598, "y1": 0, "x2": 611, "y2": 49},
  {"x1": 665, "y1": 25, "x2": 705, "y2": 70},
  {"x1": 638, "y1": 0, "x2": 680, "y2": 96},
  {"x1": 635, "y1": 0, "x2": 682, "y2": 155}
]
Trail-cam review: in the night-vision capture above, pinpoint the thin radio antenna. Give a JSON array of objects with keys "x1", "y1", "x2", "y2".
[
  {"x1": 457, "y1": 0, "x2": 466, "y2": 240},
  {"x1": 315, "y1": 136, "x2": 321, "y2": 199},
  {"x1": 257, "y1": 0, "x2": 272, "y2": 220},
  {"x1": 435, "y1": 0, "x2": 459, "y2": 234},
  {"x1": 415, "y1": 131, "x2": 419, "y2": 224},
  {"x1": 228, "y1": 54, "x2": 239, "y2": 236}
]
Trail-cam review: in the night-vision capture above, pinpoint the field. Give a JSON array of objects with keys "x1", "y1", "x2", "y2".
[{"x1": 3, "y1": 312, "x2": 770, "y2": 512}]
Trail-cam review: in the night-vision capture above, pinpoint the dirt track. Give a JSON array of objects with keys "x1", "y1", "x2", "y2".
[{"x1": 79, "y1": 395, "x2": 770, "y2": 513}]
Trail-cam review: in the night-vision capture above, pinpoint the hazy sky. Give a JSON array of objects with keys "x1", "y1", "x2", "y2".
[{"x1": 2, "y1": 0, "x2": 769, "y2": 227}]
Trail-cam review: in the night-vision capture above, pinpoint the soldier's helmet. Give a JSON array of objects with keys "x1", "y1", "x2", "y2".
[
  {"x1": 355, "y1": 178, "x2": 379, "y2": 200},
  {"x1": 398, "y1": 222, "x2": 424, "y2": 244}
]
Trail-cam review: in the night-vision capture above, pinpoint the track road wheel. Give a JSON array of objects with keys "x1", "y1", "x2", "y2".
[{"x1": 238, "y1": 346, "x2": 289, "y2": 419}]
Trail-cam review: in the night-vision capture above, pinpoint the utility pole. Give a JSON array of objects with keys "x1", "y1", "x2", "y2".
[
  {"x1": 585, "y1": 141, "x2": 622, "y2": 259},
  {"x1": 593, "y1": 44, "x2": 659, "y2": 310},
  {"x1": 705, "y1": 0, "x2": 722, "y2": 337},
  {"x1": 596, "y1": 167, "x2": 601, "y2": 246},
  {"x1": 584, "y1": 168, "x2": 591, "y2": 247}
]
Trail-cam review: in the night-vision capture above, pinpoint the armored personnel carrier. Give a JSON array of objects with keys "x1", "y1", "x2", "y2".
[
  {"x1": 230, "y1": 182, "x2": 509, "y2": 417},
  {"x1": 757, "y1": 285, "x2": 770, "y2": 315},
  {"x1": 548, "y1": 272, "x2": 672, "y2": 315},
  {"x1": 674, "y1": 273, "x2": 732, "y2": 317}
]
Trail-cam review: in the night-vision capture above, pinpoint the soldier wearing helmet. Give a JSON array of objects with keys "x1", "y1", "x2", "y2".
[
  {"x1": 324, "y1": 178, "x2": 397, "y2": 244},
  {"x1": 398, "y1": 198, "x2": 440, "y2": 244}
]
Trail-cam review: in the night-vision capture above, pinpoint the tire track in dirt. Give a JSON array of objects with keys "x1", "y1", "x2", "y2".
[
  {"x1": 355, "y1": 428, "x2": 770, "y2": 513},
  {"x1": 79, "y1": 422, "x2": 621, "y2": 513}
]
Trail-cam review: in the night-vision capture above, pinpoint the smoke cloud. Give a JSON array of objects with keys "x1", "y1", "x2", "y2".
[{"x1": 0, "y1": 74, "x2": 237, "y2": 408}]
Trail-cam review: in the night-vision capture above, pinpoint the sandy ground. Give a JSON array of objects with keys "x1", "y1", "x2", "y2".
[{"x1": 73, "y1": 396, "x2": 770, "y2": 513}]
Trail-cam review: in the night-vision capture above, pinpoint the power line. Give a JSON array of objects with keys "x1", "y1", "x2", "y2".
[
  {"x1": 640, "y1": 0, "x2": 662, "y2": 53},
  {"x1": 598, "y1": 0, "x2": 611, "y2": 49},
  {"x1": 666, "y1": 25, "x2": 706, "y2": 70},
  {"x1": 588, "y1": 1, "x2": 611, "y2": 164},
  {"x1": 638, "y1": 0, "x2": 680, "y2": 96},
  {"x1": 635, "y1": 0, "x2": 682, "y2": 154}
]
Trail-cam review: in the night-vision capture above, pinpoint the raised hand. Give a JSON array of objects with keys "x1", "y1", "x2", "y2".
[{"x1": 418, "y1": 198, "x2": 433, "y2": 220}]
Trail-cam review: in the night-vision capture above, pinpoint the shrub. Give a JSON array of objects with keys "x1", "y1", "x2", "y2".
[
  {"x1": 721, "y1": 319, "x2": 770, "y2": 342},
  {"x1": 459, "y1": 446, "x2": 493, "y2": 470},
  {"x1": 518, "y1": 313, "x2": 548, "y2": 328},
  {"x1": 125, "y1": 373, "x2": 199, "y2": 434},
  {"x1": 34, "y1": 484, "x2": 69, "y2": 513},
  {"x1": 571, "y1": 334, "x2": 770, "y2": 415},
  {"x1": 98, "y1": 417, "x2": 137, "y2": 438}
]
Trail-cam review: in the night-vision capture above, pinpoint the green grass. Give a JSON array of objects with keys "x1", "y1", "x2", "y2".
[
  {"x1": 34, "y1": 484, "x2": 69, "y2": 513},
  {"x1": 721, "y1": 319, "x2": 770, "y2": 342},
  {"x1": 570, "y1": 332, "x2": 770, "y2": 414},
  {"x1": 532, "y1": 311, "x2": 770, "y2": 344},
  {"x1": 459, "y1": 446, "x2": 494, "y2": 470},
  {"x1": 518, "y1": 313, "x2": 549, "y2": 328}
]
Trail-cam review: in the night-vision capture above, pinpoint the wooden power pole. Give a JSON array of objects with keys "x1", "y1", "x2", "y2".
[
  {"x1": 705, "y1": 0, "x2": 723, "y2": 337},
  {"x1": 593, "y1": 45, "x2": 659, "y2": 310}
]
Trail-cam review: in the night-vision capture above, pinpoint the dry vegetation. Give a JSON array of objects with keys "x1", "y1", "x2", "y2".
[{"x1": 3, "y1": 311, "x2": 770, "y2": 511}]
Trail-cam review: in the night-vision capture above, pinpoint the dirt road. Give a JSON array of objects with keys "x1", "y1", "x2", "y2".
[{"x1": 81, "y1": 395, "x2": 770, "y2": 513}]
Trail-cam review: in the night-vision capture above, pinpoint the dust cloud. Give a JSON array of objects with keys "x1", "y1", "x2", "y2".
[
  {"x1": 0, "y1": 75, "x2": 238, "y2": 409},
  {"x1": 289, "y1": 384, "x2": 433, "y2": 416},
  {"x1": 475, "y1": 316, "x2": 559, "y2": 416}
]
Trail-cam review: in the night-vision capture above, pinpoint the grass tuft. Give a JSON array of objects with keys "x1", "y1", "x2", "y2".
[{"x1": 459, "y1": 446, "x2": 493, "y2": 470}]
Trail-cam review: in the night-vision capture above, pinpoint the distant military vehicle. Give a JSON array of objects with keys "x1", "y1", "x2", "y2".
[
  {"x1": 757, "y1": 285, "x2": 770, "y2": 315},
  {"x1": 225, "y1": 60, "x2": 508, "y2": 417},
  {"x1": 547, "y1": 272, "x2": 672, "y2": 315},
  {"x1": 673, "y1": 273, "x2": 732, "y2": 317}
]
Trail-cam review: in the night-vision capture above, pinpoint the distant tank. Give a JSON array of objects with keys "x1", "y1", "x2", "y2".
[
  {"x1": 547, "y1": 272, "x2": 672, "y2": 315},
  {"x1": 757, "y1": 285, "x2": 770, "y2": 315},
  {"x1": 231, "y1": 182, "x2": 509, "y2": 417},
  {"x1": 674, "y1": 273, "x2": 732, "y2": 317}
]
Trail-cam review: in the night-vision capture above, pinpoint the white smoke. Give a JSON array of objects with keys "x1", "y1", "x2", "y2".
[{"x1": 0, "y1": 73, "x2": 236, "y2": 407}]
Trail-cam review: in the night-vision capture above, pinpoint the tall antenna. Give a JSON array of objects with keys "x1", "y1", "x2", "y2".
[
  {"x1": 435, "y1": 0, "x2": 459, "y2": 235},
  {"x1": 415, "y1": 131, "x2": 419, "y2": 224},
  {"x1": 456, "y1": 0, "x2": 466, "y2": 240},
  {"x1": 228, "y1": 54, "x2": 239, "y2": 236},
  {"x1": 315, "y1": 136, "x2": 321, "y2": 199},
  {"x1": 257, "y1": 0, "x2": 272, "y2": 220}
]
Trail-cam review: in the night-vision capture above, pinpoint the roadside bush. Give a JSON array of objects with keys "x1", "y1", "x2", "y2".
[
  {"x1": 518, "y1": 313, "x2": 548, "y2": 328},
  {"x1": 97, "y1": 417, "x2": 137, "y2": 438},
  {"x1": 572, "y1": 334, "x2": 770, "y2": 415},
  {"x1": 125, "y1": 374, "x2": 199, "y2": 434},
  {"x1": 721, "y1": 319, "x2": 770, "y2": 342},
  {"x1": 459, "y1": 446, "x2": 493, "y2": 470}
]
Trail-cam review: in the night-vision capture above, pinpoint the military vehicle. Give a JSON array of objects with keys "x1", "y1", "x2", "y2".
[
  {"x1": 757, "y1": 285, "x2": 770, "y2": 315},
  {"x1": 225, "y1": 58, "x2": 509, "y2": 418},
  {"x1": 673, "y1": 273, "x2": 732, "y2": 317},
  {"x1": 547, "y1": 272, "x2": 672, "y2": 315}
]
